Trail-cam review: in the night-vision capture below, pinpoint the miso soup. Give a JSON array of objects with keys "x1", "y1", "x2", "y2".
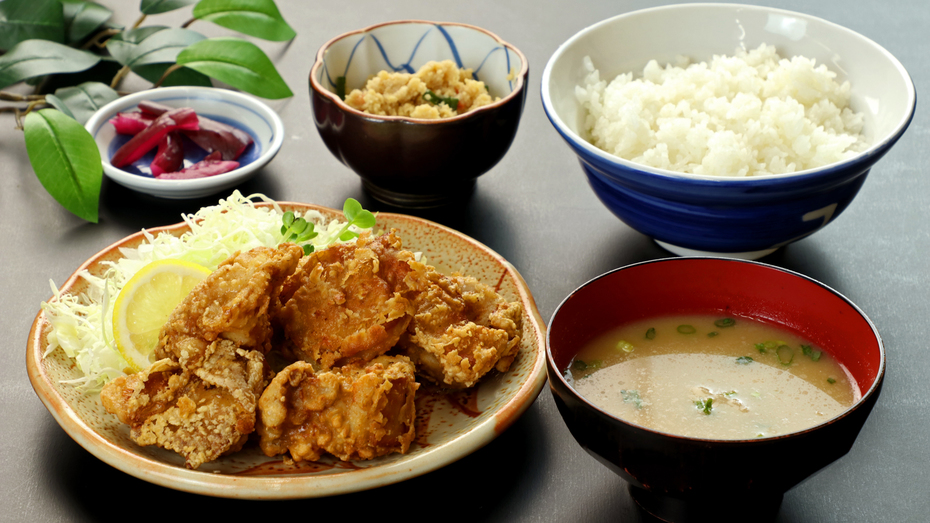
[{"x1": 568, "y1": 315, "x2": 859, "y2": 439}]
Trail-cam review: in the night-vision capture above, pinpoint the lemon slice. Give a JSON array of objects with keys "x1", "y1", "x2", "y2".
[{"x1": 112, "y1": 259, "x2": 211, "y2": 372}]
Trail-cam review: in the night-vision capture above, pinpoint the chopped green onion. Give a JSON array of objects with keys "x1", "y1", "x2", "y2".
[
  {"x1": 423, "y1": 90, "x2": 459, "y2": 109},
  {"x1": 571, "y1": 360, "x2": 587, "y2": 371},
  {"x1": 714, "y1": 318, "x2": 736, "y2": 328},
  {"x1": 736, "y1": 356, "x2": 753, "y2": 365},
  {"x1": 677, "y1": 325, "x2": 696, "y2": 334},
  {"x1": 776, "y1": 344, "x2": 794, "y2": 366},
  {"x1": 335, "y1": 76, "x2": 347, "y2": 100},
  {"x1": 645, "y1": 327, "x2": 656, "y2": 340},
  {"x1": 801, "y1": 344, "x2": 822, "y2": 362},
  {"x1": 620, "y1": 389, "x2": 644, "y2": 409},
  {"x1": 695, "y1": 398, "x2": 713, "y2": 415},
  {"x1": 707, "y1": 331, "x2": 719, "y2": 338},
  {"x1": 827, "y1": 377, "x2": 837, "y2": 384},
  {"x1": 616, "y1": 340, "x2": 635, "y2": 353},
  {"x1": 755, "y1": 340, "x2": 785, "y2": 354},
  {"x1": 724, "y1": 390, "x2": 738, "y2": 397}
]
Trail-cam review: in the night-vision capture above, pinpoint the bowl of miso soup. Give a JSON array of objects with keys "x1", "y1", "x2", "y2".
[{"x1": 546, "y1": 258, "x2": 884, "y2": 522}]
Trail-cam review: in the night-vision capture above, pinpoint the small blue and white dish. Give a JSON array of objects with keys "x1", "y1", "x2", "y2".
[
  {"x1": 541, "y1": 4, "x2": 916, "y2": 259},
  {"x1": 310, "y1": 20, "x2": 528, "y2": 208},
  {"x1": 85, "y1": 86, "x2": 284, "y2": 199}
]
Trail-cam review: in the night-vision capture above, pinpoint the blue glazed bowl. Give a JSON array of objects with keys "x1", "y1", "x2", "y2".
[{"x1": 541, "y1": 4, "x2": 916, "y2": 259}]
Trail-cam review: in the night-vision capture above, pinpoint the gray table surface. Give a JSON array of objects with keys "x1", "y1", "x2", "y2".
[{"x1": 2, "y1": 0, "x2": 927, "y2": 521}]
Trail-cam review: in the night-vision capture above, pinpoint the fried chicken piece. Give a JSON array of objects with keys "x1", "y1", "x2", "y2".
[
  {"x1": 156, "y1": 243, "x2": 303, "y2": 368},
  {"x1": 398, "y1": 267, "x2": 523, "y2": 388},
  {"x1": 101, "y1": 244, "x2": 302, "y2": 468},
  {"x1": 274, "y1": 231, "x2": 425, "y2": 369},
  {"x1": 257, "y1": 355, "x2": 418, "y2": 462},
  {"x1": 100, "y1": 350, "x2": 266, "y2": 469}
]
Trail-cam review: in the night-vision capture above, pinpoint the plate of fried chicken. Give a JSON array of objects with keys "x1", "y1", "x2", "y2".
[{"x1": 27, "y1": 201, "x2": 547, "y2": 498}]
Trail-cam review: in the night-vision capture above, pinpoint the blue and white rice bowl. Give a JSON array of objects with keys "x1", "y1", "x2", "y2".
[
  {"x1": 541, "y1": 3, "x2": 916, "y2": 259},
  {"x1": 85, "y1": 86, "x2": 284, "y2": 200}
]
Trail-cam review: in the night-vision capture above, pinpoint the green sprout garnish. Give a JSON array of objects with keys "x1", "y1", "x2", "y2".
[
  {"x1": 281, "y1": 211, "x2": 319, "y2": 255},
  {"x1": 616, "y1": 340, "x2": 635, "y2": 353},
  {"x1": 736, "y1": 356, "x2": 753, "y2": 365},
  {"x1": 677, "y1": 325, "x2": 696, "y2": 334},
  {"x1": 423, "y1": 89, "x2": 459, "y2": 109},
  {"x1": 695, "y1": 398, "x2": 713, "y2": 415},
  {"x1": 645, "y1": 327, "x2": 656, "y2": 340},
  {"x1": 334, "y1": 198, "x2": 377, "y2": 242},
  {"x1": 801, "y1": 344, "x2": 822, "y2": 362},
  {"x1": 714, "y1": 318, "x2": 736, "y2": 328},
  {"x1": 281, "y1": 198, "x2": 376, "y2": 255}
]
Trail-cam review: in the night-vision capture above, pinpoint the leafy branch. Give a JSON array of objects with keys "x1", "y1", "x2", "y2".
[{"x1": 0, "y1": 0, "x2": 296, "y2": 223}]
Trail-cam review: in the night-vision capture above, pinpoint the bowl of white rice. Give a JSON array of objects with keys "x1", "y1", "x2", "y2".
[{"x1": 541, "y1": 3, "x2": 915, "y2": 259}]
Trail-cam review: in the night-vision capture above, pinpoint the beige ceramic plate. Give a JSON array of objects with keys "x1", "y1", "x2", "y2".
[{"x1": 26, "y1": 202, "x2": 547, "y2": 499}]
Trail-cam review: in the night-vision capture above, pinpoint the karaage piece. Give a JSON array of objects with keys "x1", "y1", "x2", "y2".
[
  {"x1": 274, "y1": 231, "x2": 426, "y2": 369},
  {"x1": 155, "y1": 243, "x2": 303, "y2": 370},
  {"x1": 102, "y1": 244, "x2": 301, "y2": 468},
  {"x1": 257, "y1": 355, "x2": 419, "y2": 462},
  {"x1": 399, "y1": 267, "x2": 523, "y2": 388},
  {"x1": 100, "y1": 350, "x2": 266, "y2": 469}
]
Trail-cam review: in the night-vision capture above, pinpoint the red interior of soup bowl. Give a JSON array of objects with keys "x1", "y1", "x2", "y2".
[{"x1": 548, "y1": 258, "x2": 883, "y2": 395}]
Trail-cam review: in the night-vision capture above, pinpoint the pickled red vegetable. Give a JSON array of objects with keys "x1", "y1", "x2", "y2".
[
  {"x1": 150, "y1": 133, "x2": 184, "y2": 177},
  {"x1": 110, "y1": 107, "x2": 200, "y2": 167},
  {"x1": 156, "y1": 151, "x2": 239, "y2": 180},
  {"x1": 109, "y1": 112, "x2": 154, "y2": 135},
  {"x1": 139, "y1": 100, "x2": 252, "y2": 160}
]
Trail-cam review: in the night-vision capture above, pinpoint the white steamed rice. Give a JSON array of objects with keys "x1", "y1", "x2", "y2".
[{"x1": 575, "y1": 44, "x2": 866, "y2": 177}]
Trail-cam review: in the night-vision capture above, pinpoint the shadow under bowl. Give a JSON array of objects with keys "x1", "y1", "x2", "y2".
[
  {"x1": 309, "y1": 20, "x2": 529, "y2": 208},
  {"x1": 546, "y1": 258, "x2": 885, "y2": 522},
  {"x1": 541, "y1": 3, "x2": 916, "y2": 259}
]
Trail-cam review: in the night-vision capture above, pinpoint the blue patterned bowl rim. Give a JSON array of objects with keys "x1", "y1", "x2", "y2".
[{"x1": 310, "y1": 20, "x2": 528, "y2": 123}]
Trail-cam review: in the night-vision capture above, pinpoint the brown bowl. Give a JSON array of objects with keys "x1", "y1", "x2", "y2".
[
  {"x1": 309, "y1": 20, "x2": 528, "y2": 208},
  {"x1": 546, "y1": 258, "x2": 884, "y2": 522}
]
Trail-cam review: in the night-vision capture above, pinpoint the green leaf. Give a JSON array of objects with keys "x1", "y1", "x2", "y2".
[
  {"x1": 44, "y1": 94, "x2": 77, "y2": 120},
  {"x1": 123, "y1": 28, "x2": 206, "y2": 67},
  {"x1": 344, "y1": 198, "x2": 362, "y2": 220},
  {"x1": 192, "y1": 0, "x2": 295, "y2": 41},
  {"x1": 353, "y1": 210, "x2": 376, "y2": 229},
  {"x1": 140, "y1": 0, "x2": 197, "y2": 15},
  {"x1": 24, "y1": 109, "x2": 102, "y2": 223},
  {"x1": 175, "y1": 37, "x2": 292, "y2": 99},
  {"x1": 0, "y1": 0, "x2": 64, "y2": 50},
  {"x1": 46, "y1": 81, "x2": 119, "y2": 125},
  {"x1": 107, "y1": 27, "x2": 211, "y2": 86},
  {"x1": 0, "y1": 39, "x2": 101, "y2": 89},
  {"x1": 106, "y1": 26, "x2": 170, "y2": 65},
  {"x1": 61, "y1": 0, "x2": 113, "y2": 44},
  {"x1": 133, "y1": 63, "x2": 213, "y2": 87}
]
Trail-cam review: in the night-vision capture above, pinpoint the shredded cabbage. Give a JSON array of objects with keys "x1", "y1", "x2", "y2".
[{"x1": 41, "y1": 191, "x2": 364, "y2": 392}]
